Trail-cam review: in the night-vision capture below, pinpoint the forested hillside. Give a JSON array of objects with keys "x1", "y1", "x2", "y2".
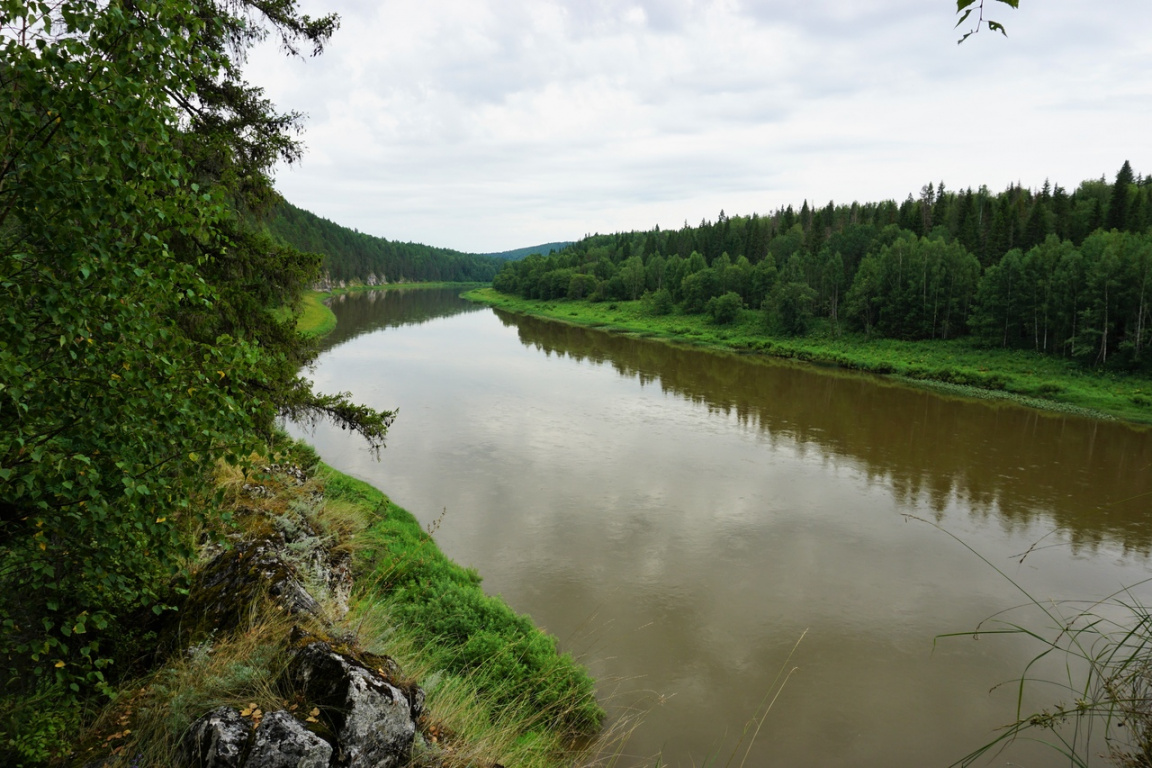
[
  {"x1": 481, "y1": 242, "x2": 573, "y2": 261},
  {"x1": 493, "y1": 163, "x2": 1152, "y2": 371},
  {"x1": 268, "y1": 199, "x2": 503, "y2": 283}
]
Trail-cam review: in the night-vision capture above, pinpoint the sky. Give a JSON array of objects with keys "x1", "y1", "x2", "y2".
[{"x1": 246, "y1": 0, "x2": 1152, "y2": 254}]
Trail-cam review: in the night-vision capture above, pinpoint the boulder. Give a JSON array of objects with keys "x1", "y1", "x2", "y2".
[
  {"x1": 245, "y1": 711, "x2": 332, "y2": 768},
  {"x1": 177, "y1": 706, "x2": 251, "y2": 768},
  {"x1": 286, "y1": 640, "x2": 422, "y2": 768}
]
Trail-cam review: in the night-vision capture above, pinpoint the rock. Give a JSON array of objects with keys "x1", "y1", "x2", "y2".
[
  {"x1": 260, "y1": 464, "x2": 309, "y2": 486},
  {"x1": 268, "y1": 510, "x2": 353, "y2": 622},
  {"x1": 286, "y1": 640, "x2": 422, "y2": 768},
  {"x1": 177, "y1": 706, "x2": 252, "y2": 768},
  {"x1": 172, "y1": 539, "x2": 322, "y2": 649},
  {"x1": 244, "y1": 711, "x2": 332, "y2": 768}
]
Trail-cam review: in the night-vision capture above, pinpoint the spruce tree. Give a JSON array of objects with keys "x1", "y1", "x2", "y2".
[{"x1": 1107, "y1": 160, "x2": 1136, "y2": 232}]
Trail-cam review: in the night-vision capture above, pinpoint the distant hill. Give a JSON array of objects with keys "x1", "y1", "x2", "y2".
[
  {"x1": 267, "y1": 200, "x2": 502, "y2": 284},
  {"x1": 481, "y1": 242, "x2": 573, "y2": 261}
]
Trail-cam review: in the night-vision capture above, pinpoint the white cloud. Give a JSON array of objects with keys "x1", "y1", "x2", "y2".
[{"x1": 247, "y1": 0, "x2": 1152, "y2": 252}]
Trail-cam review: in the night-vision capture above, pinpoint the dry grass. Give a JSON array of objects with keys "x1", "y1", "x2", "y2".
[{"x1": 74, "y1": 601, "x2": 303, "y2": 767}]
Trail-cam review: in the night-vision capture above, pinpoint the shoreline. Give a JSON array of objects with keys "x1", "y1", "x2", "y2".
[{"x1": 463, "y1": 287, "x2": 1152, "y2": 426}]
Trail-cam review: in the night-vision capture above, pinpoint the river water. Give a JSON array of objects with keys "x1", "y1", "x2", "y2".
[{"x1": 290, "y1": 287, "x2": 1152, "y2": 767}]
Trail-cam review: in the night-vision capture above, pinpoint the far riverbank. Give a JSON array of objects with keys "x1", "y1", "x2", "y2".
[{"x1": 464, "y1": 287, "x2": 1152, "y2": 425}]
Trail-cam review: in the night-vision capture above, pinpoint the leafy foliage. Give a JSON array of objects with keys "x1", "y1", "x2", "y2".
[
  {"x1": 0, "y1": 0, "x2": 392, "y2": 702},
  {"x1": 956, "y1": 0, "x2": 1020, "y2": 44}
]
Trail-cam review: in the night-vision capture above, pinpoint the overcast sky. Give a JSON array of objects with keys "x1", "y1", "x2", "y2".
[{"x1": 246, "y1": 0, "x2": 1152, "y2": 254}]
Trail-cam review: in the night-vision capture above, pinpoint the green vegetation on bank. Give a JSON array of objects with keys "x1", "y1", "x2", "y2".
[
  {"x1": 1, "y1": 0, "x2": 396, "y2": 708},
  {"x1": 298, "y1": 291, "x2": 339, "y2": 339},
  {"x1": 467, "y1": 288, "x2": 1152, "y2": 423},
  {"x1": 324, "y1": 467, "x2": 603, "y2": 736},
  {"x1": 0, "y1": 0, "x2": 590, "y2": 764}
]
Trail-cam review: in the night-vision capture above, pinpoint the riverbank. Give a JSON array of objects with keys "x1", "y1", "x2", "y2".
[
  {"x1": 464, "y1": 288, "x2": 1152, "y2": 425},
  {"x1": 293, "y1": 283, "x2": 605, "y2": 761},
  {"x1": 297, "y1": 283, "x2": 605, "y2": 762}
]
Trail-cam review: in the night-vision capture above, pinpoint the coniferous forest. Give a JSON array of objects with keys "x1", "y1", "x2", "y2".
[
  {"x1": 492, "y1": 163, "x2": 1152, "y2": 372},
  {"x1": 267, "y1": 200, "x2": 503, "y2": 284}
]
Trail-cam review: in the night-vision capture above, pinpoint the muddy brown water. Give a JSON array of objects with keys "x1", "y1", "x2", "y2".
[{"x1": 290, "y1": 288, "x2": 1152, "y2": 767}]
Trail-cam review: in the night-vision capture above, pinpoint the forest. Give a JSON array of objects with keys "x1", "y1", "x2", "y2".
[
  {"x1": 492, "y1": 163, "x2": 1152, "y2": 371},
  {"x1": 268, "y1": 199, "x2": 503, "y2": 284},
  {"x1": 480, "y1": 241, "x2": 573, "y2": 261}
]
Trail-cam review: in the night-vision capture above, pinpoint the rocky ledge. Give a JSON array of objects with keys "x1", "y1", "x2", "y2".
[
  {"x1": 84, "y1": 463, "x2": 432, "y2": 768},
  {"x1": 178, "y1": 635, "x2": 423, "y2": 768}
]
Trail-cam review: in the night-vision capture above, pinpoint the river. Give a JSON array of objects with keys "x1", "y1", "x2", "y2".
[{"x1": 290, "y1": 287, "x2": 1152, "y2": 767}]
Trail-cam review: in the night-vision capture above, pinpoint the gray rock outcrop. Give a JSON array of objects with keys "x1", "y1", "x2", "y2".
[
  {"x1": 177, "y1": 640, "x2": 423, "y2": 768},
  {"x1": 287, "y1": 640, "x2": 422, "y2": 768},
  {"x1": 177, "y1": 706, "x2": 251, "y2": 768},
  {"x1": 246, "y1": 711, "x2": 332, "y2": 768}
]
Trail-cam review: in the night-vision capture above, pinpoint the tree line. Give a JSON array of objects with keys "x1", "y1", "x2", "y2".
[
  {"x1": 493, "y1": 162, "x2": 1152, "y2": 370},
  {"x1": 268, "y1": 200, "x2": 502, "y2": 284}
]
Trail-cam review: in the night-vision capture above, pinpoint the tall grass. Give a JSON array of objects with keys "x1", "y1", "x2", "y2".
[
  {"x1": 346, "y1": 601, "x2": 637, "y2": 768},
  {"x1": 72, "y1": 604, "x2": 303, "y2": 767},
  {"x1": 927, "y1": 518, "x2": 1152, "y2": 767}
]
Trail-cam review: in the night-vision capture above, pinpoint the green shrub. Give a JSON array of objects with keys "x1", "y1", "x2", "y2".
[
  {"x1": 706, "y1": 291, "x2": 744, "y2": 324},
  {"x1": 646, "y1": 288, "x2": 674, "y2": 316},
  {"x1": 1, "y1": 688, "x2": 79, "y2": 767}
]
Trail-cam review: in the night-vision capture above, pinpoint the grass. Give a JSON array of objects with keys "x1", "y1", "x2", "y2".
[
  {"x1": 321, "y1": 465, "x2": 605, "y2": 737},
  {"x1": 464, "y1": 288, "x2": 1152, "y2": 425},
  {"x1": 297, "y1": 290, "x2": 337, "y2": 338},
  {"x1": 347, "y1": 603, "x2": 628, "y2": 768},
  {"x1": 69, "y1": 604, "x2": 302, "y2": 767},
  {"x1": 925, "y1": 518, "x2": 1152, "y2": 767}
]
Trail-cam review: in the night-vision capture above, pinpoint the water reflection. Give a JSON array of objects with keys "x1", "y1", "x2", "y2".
[
  {"x1": 318, "y1": 287, "x2": 485, "y2": 350},
  {"x1": 500, "y1": 310, "x2": 1152, "y2": 555}
]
